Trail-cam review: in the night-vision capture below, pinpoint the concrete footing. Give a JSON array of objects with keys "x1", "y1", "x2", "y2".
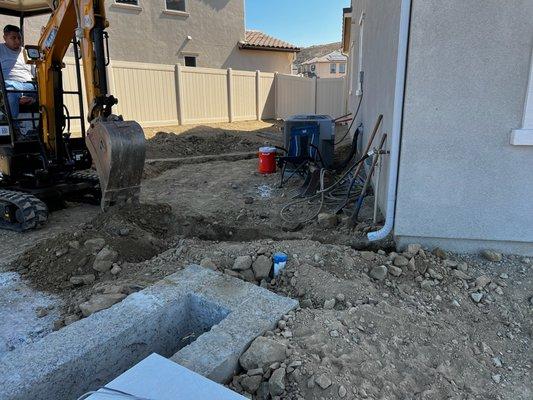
[{"x1": 0, "y1": 265, "x2": 297, "y2": 400}]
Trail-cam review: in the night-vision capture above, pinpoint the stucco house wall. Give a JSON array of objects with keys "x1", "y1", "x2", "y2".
[
  {"x1": 0, "y1": 0, "x2": 293, "y2": 73},
  {"x1": 300, "y1": 51, "x2": 348, "y2": 78},
  {"x1": 314, "y1": 62, "x2": 346, "y2": 78},
  {"x1": 395, "y1": 0, "x2": 533, "y2": 255},
  {"x1": 345, "y1": 0, "x2": 402, "y2": 217},
  {"x1": 346, "y1": 0, "x2": 533, "y2": 255},
  {"x1": 224, "y1": 48, "x2": 294, "y2": 74}
]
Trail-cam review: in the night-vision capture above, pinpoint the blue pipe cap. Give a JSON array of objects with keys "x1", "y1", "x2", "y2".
[{"x1": 273, "y1": 252, "x2": 288, "y2": 263}]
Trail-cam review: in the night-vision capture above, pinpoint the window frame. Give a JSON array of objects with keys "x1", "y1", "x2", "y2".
[
  {"x1": 113, "y1": 0, "x2": 142, "y2": 10},
  {"x1": 330, "y1": 63, "x2": 337, "y2": 74},
  {"x1": 184, "y1": 55, "x2": 197, "y2": 67},
  {"x1": 339, "y1": 63, "x2": 346, "y2": 74},
  {"x1": 163, "y1": 0, "x2": 188, "y2": 15},
  {"x1": 510, "y1": 49, "x2": 533, "y2": 145}
]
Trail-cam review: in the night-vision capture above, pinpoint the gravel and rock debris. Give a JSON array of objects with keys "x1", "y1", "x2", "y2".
[
  {"x1": 11, "y1": 203, "x2": 175, "y2": 323},
  {"x1": 1, "y1": 123, "x2": 531, "y2": 399}
]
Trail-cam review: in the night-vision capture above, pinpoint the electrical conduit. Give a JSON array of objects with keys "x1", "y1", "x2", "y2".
[{"x1": 367, "y1": 0, "x2": 412, "y2": 242}]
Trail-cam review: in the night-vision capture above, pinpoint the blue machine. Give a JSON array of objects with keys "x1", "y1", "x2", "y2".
[
  {"x1": 284, "y1": 115, "x2": 335, "y2": 168},
  {"x1": 287, "y1": 124, "x2": 320, "y2": 161}
]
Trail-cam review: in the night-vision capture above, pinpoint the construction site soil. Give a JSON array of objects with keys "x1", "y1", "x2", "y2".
[
  {"x1": 1, "y1": 121, "x2": 531, "y2": 400},
  {"x1": 145, "y1": 120, "x2": 284, "y2": 159}
]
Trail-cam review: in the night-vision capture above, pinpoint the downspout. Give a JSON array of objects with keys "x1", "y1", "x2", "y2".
[{"x1": 367, "y1": 0, "x2": 412, "y2": 241}]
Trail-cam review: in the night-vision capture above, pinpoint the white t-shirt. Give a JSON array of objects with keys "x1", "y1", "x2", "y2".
[{"x1": 0, "y1": 43, "x2": 33, "y2": 82}]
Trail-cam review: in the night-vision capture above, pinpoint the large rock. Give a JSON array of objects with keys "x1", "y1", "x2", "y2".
[
  {"x1": 200, "y1": 258, "x2": 218, "y2": 271},
  {"x1": 78, "y1": 293, "x2": 126, "y2": 317},
  {"x1": 69, "y1": 274, "x2": 95, "y2": 286},
  {"x1": 453, "y1": 269, "x2": 471, "y2": 280},
  {"x1": 315, "y1": 373, "x2": 332, "y2": 389},
  {"x1": 241, "y1": 375, "x2": 262, "y2": 394},
  {"x1": 388, "y1": 266, "x2": 403, "y2": 277},
  {"x1": 474, "y1": 275, "x2": 491, "y2": 290},
  {"x1": 240, "y1": 268, "x2": 256, "y2": 283},
  {"x1": 232, "y1": 255, "x2": 253, "y2": 271},
  {"x1": 360, "y1": 251, "x2": 376, "y2": 261},
  {"x1": 269, "y1": 368, "x2": 286, "y2": 397},
  {"x1": 252, "y1": 255, "x2": 272, "y2": 280},
  {"x1": 481, "y1": 249, "x2": 502, "y2": 262},
  {"x1": 393, "y1": 255, "x2": 409, "y2": 267},
  {"x1": 433, "y1": 247, "x2": 447, "y2": 259},
  {"x1": 84, "y1": 238, "x2": 106, "y2": 253},
  {"x1": 317, "y1": 213, "x2": 338, "y2": 228},
  {"x1": 406, "y1": 243, "x2": 422, "y2": 255},
  {"x1": 92, "y1": 246, "x2": 119, "y2": 272},
  {"x1": 369, "y1": 265, "x2": 388, "y2": 281},
  {"x1": 239, "y1": 337, "x2": 287, "y2": 371},
  {"x1": 470, "y1": 292, "x2": 483, "y2": 303}
]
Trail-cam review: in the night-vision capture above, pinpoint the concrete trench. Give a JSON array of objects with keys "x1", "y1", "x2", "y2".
[{"x1": 0, "y1": 265, "x2": 298, "y2": 400}]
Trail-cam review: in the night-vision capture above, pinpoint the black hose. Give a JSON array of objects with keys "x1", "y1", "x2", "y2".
[
  {"x1": 334, "y1": 92, "x2": 363, "y2": 145},
  {"x1": 332, "y1": 125, "x2": 362, "y2": 172}
]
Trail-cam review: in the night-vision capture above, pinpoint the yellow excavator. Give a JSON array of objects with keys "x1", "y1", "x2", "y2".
[{"x1": 0, "y1": 0, "x2": 146, "y2": 231}]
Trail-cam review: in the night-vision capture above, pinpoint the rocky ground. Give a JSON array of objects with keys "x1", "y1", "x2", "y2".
[
  {"x1": 226, "y1": 243, "x2": 532, "y2": 400},
  {"x1": 0, "y1": 121, "x2": 531, "y2": 399}
]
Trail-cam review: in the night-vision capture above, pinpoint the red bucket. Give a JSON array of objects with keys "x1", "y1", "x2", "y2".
[{"x1": 258, "y1": 146, "x2": 276, "y2": 174}]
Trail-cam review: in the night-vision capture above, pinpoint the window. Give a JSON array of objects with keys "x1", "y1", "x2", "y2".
[
  {"x1": 115, "y1": 0, "x2": 139, "y2": 5},
  {"x1": 339, "y1": 63, "x2": 346, "y2": 74},
  {"x1": 510, "y1": 50, "x2": 533, "y2": 145},
  {"x1": 310, "y1": 64, "x2": 316, "y2": 72},
  {"x1": 184, "y1": 56, "x2": 196, "y2": 67},
  {"x1": 166, "y1": 0, "x2": 185, "y2": 11},
  {"x1": 330, "y1": 63, "x2": 336, "y2": 74}
]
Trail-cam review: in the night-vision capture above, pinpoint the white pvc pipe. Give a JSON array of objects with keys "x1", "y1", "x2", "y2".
[{"x1": 367, "y1": 0, "x2": 412, "y2": 241}]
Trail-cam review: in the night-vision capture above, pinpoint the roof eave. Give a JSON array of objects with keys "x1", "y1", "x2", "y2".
[
  {"x1": 342, "y1": 15, "x2": 352, "y2": 54},
  {"x1": 239, "y1": 43, "x2": 300, "y2": 53},
  {"x1": 0, "y1": 6, "x2": 51, "y2": 17}
]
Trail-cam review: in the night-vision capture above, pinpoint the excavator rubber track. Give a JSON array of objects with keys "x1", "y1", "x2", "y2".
[{"x1": 0, "y1": 189, "x2": 49, "y2": 231}]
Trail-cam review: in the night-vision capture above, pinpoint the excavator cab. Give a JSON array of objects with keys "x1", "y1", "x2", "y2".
[{"x1": 0, "y1": 0, "x2": 146, "y2": 231}]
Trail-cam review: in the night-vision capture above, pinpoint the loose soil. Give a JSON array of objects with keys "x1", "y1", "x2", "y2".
[
  {"x1": 1, "y1": 121, "x2": 531, "y2": 399},
  {"x1": 145, "y1": 120, "x2": 284, "y2": 160}
]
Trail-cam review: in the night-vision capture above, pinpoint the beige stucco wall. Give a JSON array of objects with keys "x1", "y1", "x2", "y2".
[
  {"x1": 396, "y1": 0, "x2": 533, "y2": 255},
  {"x1": 315, "y1": 61, "x2": 346, "y2": 78},
  {"x1": 0, "y1": 0, "x2": 293, "y2": 73},
  {"x1": 225, "y1": 49, "x2": 294, "y2": 74},
  {"x1": 301, "y1": 61, "x2": 347, "y2": 78}
]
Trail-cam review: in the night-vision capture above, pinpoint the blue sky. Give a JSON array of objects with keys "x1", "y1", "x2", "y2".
[{"x1": 245, "y1": 0, "x2": 351, "y2": 48}]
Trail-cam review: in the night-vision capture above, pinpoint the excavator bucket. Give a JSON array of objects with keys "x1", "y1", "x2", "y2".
[{"x1": 85, "y1": 118, "x2": 146, "y2": 210}]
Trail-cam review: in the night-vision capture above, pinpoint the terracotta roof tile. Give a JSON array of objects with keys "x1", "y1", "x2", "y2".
[{"x1": 240, "y1": 30, "x2": 300, "y2": 52}]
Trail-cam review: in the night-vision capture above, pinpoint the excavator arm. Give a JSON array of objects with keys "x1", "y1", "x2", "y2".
[{"x1": 35, "y1": 0, "x2": 146, "y2": 208}]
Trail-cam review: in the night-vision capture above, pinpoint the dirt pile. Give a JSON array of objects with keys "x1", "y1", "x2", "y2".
[
  {"x1": 12, "y1": 203, "x2": 174, "y2": 324},
  {"x1": 155, "y1": 239, "x2": 532, "y2": 400},
  {"x1": 146, "y1": 131, "x2": 268, "y2": 159}
]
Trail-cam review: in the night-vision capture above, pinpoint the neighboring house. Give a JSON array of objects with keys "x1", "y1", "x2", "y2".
[
  {"x1": 237, "y1": 30, "x2": 300, "y2": 74},
  {"x1": 343, "y1": 0, "x2": 533, "y2": 255},
  {"x1": 299, "y1": 50, "x2": 347, "y2": 78},
  {"x1": 0, "y1": 0, "x2": 299, "y2": 73}
]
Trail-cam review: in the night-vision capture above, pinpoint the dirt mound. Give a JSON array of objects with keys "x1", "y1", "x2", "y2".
[
  {"x1": 208, "y1": 240, "x2": 532, "y2": 400},
  {"x1": 14, "y1": 203, "x2": 174, "y2": 295},
  {"x1": 146, "y1": 131, "x2": 264, "y2": 159}
]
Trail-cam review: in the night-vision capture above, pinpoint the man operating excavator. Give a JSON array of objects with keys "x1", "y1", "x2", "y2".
[
  {"x1": 0, "y1": 24, "x2": 36, "y2": 135},
  {"x1": 0, "y1": 0, "x2": 146, "y2": 232}
]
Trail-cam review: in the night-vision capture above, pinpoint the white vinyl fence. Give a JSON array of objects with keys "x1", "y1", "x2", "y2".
[{"x1": 62, "y1": 60, "x2": 346, "y2": 131}]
